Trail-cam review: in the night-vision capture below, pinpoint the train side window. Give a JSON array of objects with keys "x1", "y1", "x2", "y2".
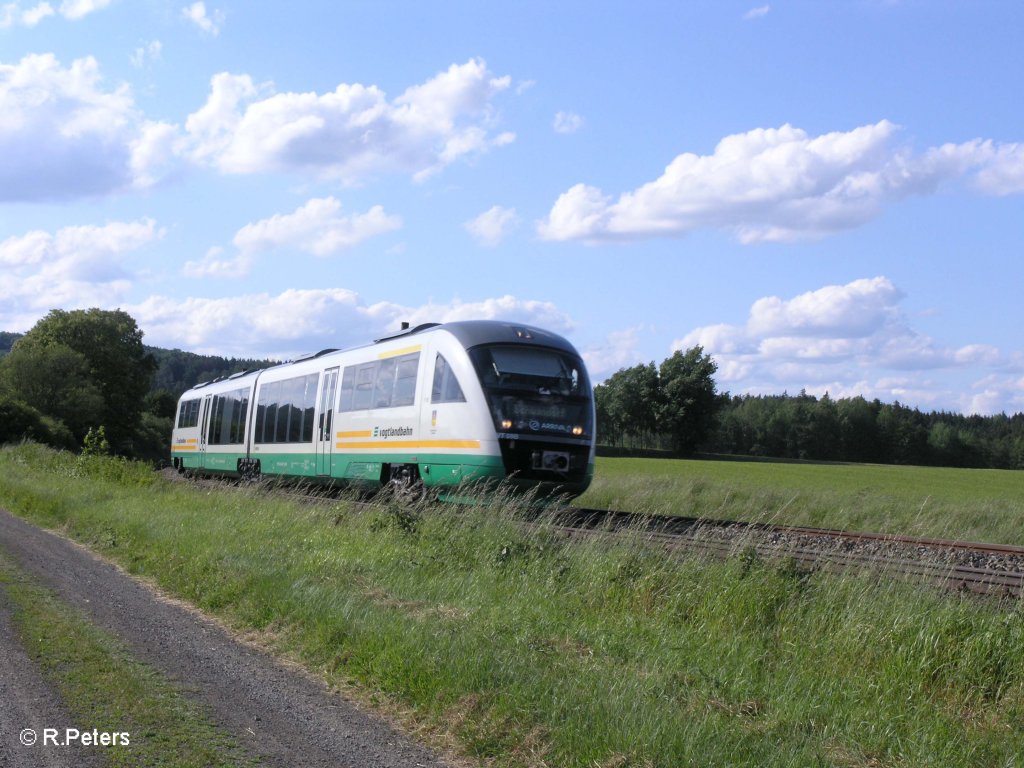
[
  {"x1": 351, "y1": 363, "x2": 376, "y2": 411},
  {"x1": 300, "y1": 373, "x2": 318, "y2": 442},
  {"x1": 392, "y1": 353, "x2": 419, "y2": 406},
  {"x1": 375, "y1": 358, "x2": 397, "y2": 408},
  {"x1": 255, "y1": 380, "x2": 281, "y2": 443},
  {"x1": 206, "y1": 396, "x2": 223, "y2": 443},
  {"x1": 340, "y1": 353, "x2": 420, "y2": 411},
  {"x1": 206, "y1": 388, "x2": 249, "y2": 445},
  {"x1": 339, "y1": 366, "x2": 355, "y2": 412},
  {"x1": 177, "y1": 398, "x2": 201, "y2": 428},
  {"x1": 281, "y1": 377, "x2": 302, "y2": 442},
  {"x1": 431, "y1": 354, "x2": 465, "y2": 403},
  {"x1": 231, "y1": 391, "x2": 249, "y2": 444}
]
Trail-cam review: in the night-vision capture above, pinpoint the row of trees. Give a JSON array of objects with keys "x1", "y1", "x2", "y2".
[
  {"x1": 595, "y1": 346, "x2": 721, "y2": 455},
  {"x1": 706, "y1": 393, "x2": 1024, "y2": 469},
  {"x1": 596, "y1": 356, "x2": 1024, "y2": 469}
]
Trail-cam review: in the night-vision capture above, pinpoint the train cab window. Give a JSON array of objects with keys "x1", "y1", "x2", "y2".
[
  {"x1": 484, "y1": 347, "x2": 585, "y2": 396},
  {"x1": 431, "y1": 354, "x2": 466, "y2": 403}
]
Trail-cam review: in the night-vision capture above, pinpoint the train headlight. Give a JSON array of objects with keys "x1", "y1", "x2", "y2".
[
  {"x1": 501, "y1": 419, "x2": 513, "y2": 429},
  {"x1": 572, "y1": 426, "x2": 584, "y2": 436}
]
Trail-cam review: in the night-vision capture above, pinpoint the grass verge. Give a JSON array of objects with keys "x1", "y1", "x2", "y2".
[
  {"x1": 1, "y1": 442, "x2": 1023, "y2": 766},
  {"x1": 0, "y1": 551, "x2": 255, "y2": 767},
  {"x1": 579, "y1": 456, "x2": 1024, "y2": 545}
]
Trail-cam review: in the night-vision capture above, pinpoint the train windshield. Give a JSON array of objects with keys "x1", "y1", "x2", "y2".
[{"x1": 469, "y1": 345, "x2": 592, "y2": 438}]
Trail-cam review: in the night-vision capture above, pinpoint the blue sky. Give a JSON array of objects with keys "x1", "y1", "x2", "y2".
[{"x1": 2, "y1": 1, "x2": 1022, "y2": 415}]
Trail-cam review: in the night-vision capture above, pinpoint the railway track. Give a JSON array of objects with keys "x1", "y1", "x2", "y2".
[
  {"x1": 550, "y1": 507, "x2": 1024, "y2": 599},
  {"x1": 169, "y1": 470, "x2": 1024, "y2": 599}
]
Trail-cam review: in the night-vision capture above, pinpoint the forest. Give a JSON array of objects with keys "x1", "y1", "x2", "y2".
[{"x1": 596, "y1": 360, "x2": 1024, "y2": 470}]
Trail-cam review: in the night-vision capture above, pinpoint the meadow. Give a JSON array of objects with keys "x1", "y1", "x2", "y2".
[
  {"x1": 1, "y1": 443, "x2": 1023, "y2": 766},
  {"x1": 579, "y1": 456, "x2": 1024, "y2": 545}
]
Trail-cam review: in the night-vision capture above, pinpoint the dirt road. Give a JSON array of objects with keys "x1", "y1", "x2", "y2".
[{"x1": 0, "y1": 507, "x2": 452, "y2": 767}]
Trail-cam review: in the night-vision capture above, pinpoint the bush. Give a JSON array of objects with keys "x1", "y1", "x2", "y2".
[{"x1": 0, "y1": 396, "x2": 76, "y2": 450}]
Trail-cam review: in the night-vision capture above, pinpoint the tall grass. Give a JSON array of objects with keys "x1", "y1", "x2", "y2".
[
  {"x1": 1, "y1": 443, "x2": 1023, "y2": 766},
  {"x1": 580, "y1": 457, "x2": 1024, "y2": 545}
]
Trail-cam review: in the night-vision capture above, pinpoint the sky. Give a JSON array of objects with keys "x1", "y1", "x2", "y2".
[{"x1": 1, "y1": 1, "x2": 1023, "y2": 416}]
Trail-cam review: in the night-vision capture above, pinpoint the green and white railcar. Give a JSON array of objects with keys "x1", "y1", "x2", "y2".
[{"x1": 171, "y1": 321, "x2": 595, "y2": 498}]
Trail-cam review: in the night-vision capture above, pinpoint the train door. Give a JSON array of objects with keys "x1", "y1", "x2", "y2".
[
  {"x1": 198, "y1": 393, "x2": 213, "y2": 469},
  {"x1": 316, "y1": 366, "x2": 339, "y2": 476}
]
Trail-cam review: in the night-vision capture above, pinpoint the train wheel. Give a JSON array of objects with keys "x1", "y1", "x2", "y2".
[{"x1": 388, "y1": 464, "x2": 426, "y2": 503}]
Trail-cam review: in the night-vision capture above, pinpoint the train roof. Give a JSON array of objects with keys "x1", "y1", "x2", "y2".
[
  {"x1": 378, "y1": 320, "x2": 580, "y2": 356},
  {"x1": 179, "y1": 320, "x2": 581, "y2": 398}
]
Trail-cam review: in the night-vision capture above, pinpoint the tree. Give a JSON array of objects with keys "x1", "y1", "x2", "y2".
[
  {"x1": 0, "y1": 342, "x2": 105, "y2": 441},
  {"x1": 593, "y1": 384, "x2": 620, "y2": 447},
  {"x1": 601, "y1": 362, "x2": 661, "y2": 449},
  {"x1": 657, "y1": 346, "x2": 719, "y2": 455},
  {"x1": 6, "y1": 309, "x2": 157, "y2": 452}
]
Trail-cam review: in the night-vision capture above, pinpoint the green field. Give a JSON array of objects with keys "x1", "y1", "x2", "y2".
[
  {"x1": 1, "y1": 443, "x2": 1023, "y2": 767},
  {"x1": 578, "y1": 456, "x2": 1024, "y2": 545}
]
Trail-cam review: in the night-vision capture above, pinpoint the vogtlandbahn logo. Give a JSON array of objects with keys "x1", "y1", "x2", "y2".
[{"x1": 373, "y1": 426, "x2": 414, "y2": 439}]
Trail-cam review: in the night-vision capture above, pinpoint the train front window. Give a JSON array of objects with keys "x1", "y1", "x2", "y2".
[{"x1": 469, "y1": 345, "x2": 592, "y2": 437}]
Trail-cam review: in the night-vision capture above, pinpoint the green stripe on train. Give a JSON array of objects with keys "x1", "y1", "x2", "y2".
[{"x1": 173, "y1": 449, "x2": 506, "y2": 487}]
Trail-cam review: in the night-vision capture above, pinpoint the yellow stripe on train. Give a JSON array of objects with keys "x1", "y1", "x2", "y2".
[{"x1": 334, "y1": 439, "x2": 481, "y2": 450}]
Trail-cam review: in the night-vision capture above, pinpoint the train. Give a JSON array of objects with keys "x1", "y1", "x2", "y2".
[{"x1": 171, "y1": 320, "x2": 595, "y2": 499}]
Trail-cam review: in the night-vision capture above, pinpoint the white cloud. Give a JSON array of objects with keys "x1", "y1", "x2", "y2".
[
  {"x1": 59, "y1": 0, "x2": 110, "y2": 19},
  {"x1": 129, "y1": 120, "x2": 182, "y2": 189},
  {"x1": 582, "y1": 326, "x2": 648, "y2": 382},
  {"x1": 182, "y1": 58, "x2": 514, "y2": 182},
  {"x1": 0, "y1": 219, "x2": 162, "y2": 330},
  {"x1": 181, "y1": 247, "x2": 253, "y2": 279},
  {"x1": 179, "y1": 197, "x2": 402, "y2": 281},
  {"x1": 538, "y1": 121, "x2": 1024, "y2": 244},
  {"x1": 464, "y1": 205, "x2": 518, "y2": 247},
  {"x1": 232, "y1": 197, "x2": 402, "y2": 256},
  {"x1": 515, "y1": 79, "x2": 536, "y2": 96},
  {"x1": 0, "y1": 53, "x2": 178, "y2": 200},
  {"x1": 2, "y1": 2, "x2": 54, "y2": 26},
  {"x1": 1, "y1": 0, "x2": 114, "y2": 26},
  {"x1": 963, "y1": 374, "x2": 1024, "y2": 416},
  {"x1": 966, "y1": 141, "x2": 1024, "y2": 196},
  {"x1": 399, "y1": 296, "x2": 573, "y2": 335},
  {"x1": 746, "y1": 276, "x2": 903, "y2": 338},
  {"x1": 553, "y1": 111, "x2": 584, "y2": 135},
  {"x1": 130, "y1": 290, "x2": 574, "y2": 358},
  {"x1": 131, "y1": 40, "x2": 163, "y2": 69},
  {"x1": 0, "y1": 0, "x2": 110, "y2": 26},
  {"x1": 743, "y1": 5, "x2": 770, "y2": 21},
  {"x1": 182, "y1": 1, "x2": 223, "y2": 35},
  {"x1": 669, "y1": 276, "x2": 1019, "y2": 414},
  {"x1": 0, "y1": 56, "x2": 514, "y2": 199}
]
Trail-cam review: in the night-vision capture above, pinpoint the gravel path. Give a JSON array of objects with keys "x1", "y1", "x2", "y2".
[
  {"x1": 0, "y1": 588, "x2": 102, "y2": 768},
  {"x1": 0, "y1": 507, "x2": 453, "y2": 768}
]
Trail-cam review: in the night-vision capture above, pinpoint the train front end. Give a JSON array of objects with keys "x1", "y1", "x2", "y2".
[{"x1": 450, "y1": 323, "x2": 596, "y2": 498}]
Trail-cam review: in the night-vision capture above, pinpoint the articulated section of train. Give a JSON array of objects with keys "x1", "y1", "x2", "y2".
[{"x1": 171, "y1": 321, "x2": 595, "y2": 499}]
